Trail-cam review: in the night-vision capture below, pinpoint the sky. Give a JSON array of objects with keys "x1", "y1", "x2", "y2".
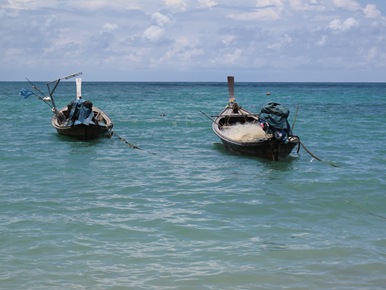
[{"x1": 1, "y1": 0, "x2": 386, "y2": 82}]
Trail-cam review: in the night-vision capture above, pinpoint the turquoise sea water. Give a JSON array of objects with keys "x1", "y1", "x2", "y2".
[{"x1": 1, "y1": 81, "x2": 386, "y2": 289}]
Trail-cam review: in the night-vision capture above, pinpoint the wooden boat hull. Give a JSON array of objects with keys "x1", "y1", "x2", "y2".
[
  {"x1": 52, "y1": 106, "x2": 113, "y2": 141},
  {"x1": 218, "y1": 136, "x2": 298, "y2": 161},
  {"x1": 212, "y1": 107, "x2": 299, "y2": 161}
]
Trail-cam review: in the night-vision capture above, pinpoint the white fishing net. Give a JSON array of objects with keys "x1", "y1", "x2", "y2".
[{"x1": 221, "y1": 123, "x2": 267, "y2": 142}]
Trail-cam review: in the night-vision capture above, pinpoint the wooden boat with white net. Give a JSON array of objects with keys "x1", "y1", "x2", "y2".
[{"x1": 212, "y1": 76, "x2": 299, "y2": 161}]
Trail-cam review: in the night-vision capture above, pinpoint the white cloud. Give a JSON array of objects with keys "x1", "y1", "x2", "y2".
[
  {"x1": 332, "y1": 0, "x2": 361, "y2": 10},
  {"x1": 211, "y1": 48, "x2": 242, "y2": 65},
  {"x1": 164, "y1": 0, "x2": 187, "y2": 11},
  {"x1": 198, "y1": 0, "x2": 218, "y2": 9},
  {"x1": 142, "y1": 12, "x2": 171, "y2": 43},
  {"x1": 362, "y1": 47, "x2": 377, "y2": 61},
  {"x1": 43, "y1": 15, "x2": 57, "y2": 28},
  {"x1": 227, "y1": 0, "x2": 284, "y2": 20},
  {"x1": 151, "y1": 12, "x2": 171, "y2": 27},
  {"x1": 1, "y1": 0, "x2": 386, "y2": 81},
  {"x1": 328, "y1": 17, "x2": 358, "y2": 31},
  {"x1": 363, "y1": 4, "x2": 382, "y2": 19},
  {"x1": 222, "y1": 35, "x2": 236, "y2": 46},
  {"x1": 257, "y1": 0, "x2": 284, "y2": 14},
  {"x1": 316, "y1": 35, "x2": 327, "y2": 46},
  {"x1": 3, "y1": 0, "x2": 45, "y2": 10},
  {"x1": 289, "y1": 0, "x2": 325, "y2": 11},
  {"x1": 152, "y1": 36, "x2": 203, "y2": 66},
  {"x1": 357, "y1": 46, "x2": 386, "y2": 68},
  {"x1": 4, "y1": 0, "x2": 142, "y2": 11},
  {"x1": 256, "y1": 0, "x2": 284, "y2": 9},
  {"x1": 101, "y1": 23, "x2": 118, "y2": 34},
  {"x1": 143, "y1": 26, "x2": 165, "y2": 42},
  {"x1": 267, "y1": 34, "x2": 292, "y2": 49},
  {"x1": 227, "y1": 8, "x2": 281, "y2": 21}
]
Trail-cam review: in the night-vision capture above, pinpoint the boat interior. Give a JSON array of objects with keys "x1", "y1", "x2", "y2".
[
  {"x1": 56, "y1": 108, "x2": 107, "y2": 126},
  {"x1": 218, "y1": 114, "x2": 259, "y2": 127}
]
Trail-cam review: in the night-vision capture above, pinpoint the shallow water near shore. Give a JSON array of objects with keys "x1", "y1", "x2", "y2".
[{"x1": 1, "y1": 81, "x2": 386, "y2": 289}]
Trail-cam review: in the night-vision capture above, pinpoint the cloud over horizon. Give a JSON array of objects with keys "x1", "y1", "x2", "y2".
[{"x1": 1, "y1": 0, "x2": 385, "y2": 81}]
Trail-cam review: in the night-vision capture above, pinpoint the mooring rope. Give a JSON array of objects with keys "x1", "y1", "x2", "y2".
[
  {"x1": 299, "y1": 139, "x2": 338, "y2": 167},
  {"x1": 112, "y1": 131, "x2": 157, "y2": 155},
  {"x1": 112, "y1": 131, "x2": 142, "y2": 150},
  {"x1": 345, "y1": 199, "x2": 386, "y2": 220}
]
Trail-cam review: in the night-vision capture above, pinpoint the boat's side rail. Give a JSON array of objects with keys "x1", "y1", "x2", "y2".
[
  {"x1": 218, "y1": 115, "x2": 259, "y2": 126},
  {"x1": 94, "y1": 111, "x2": 103, "y2": 121}
]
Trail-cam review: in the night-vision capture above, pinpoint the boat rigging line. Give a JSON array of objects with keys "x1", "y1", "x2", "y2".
[
  {"x1": 200, "y1": 110, "x2": 220, "y2": 126},
  {"x1": 24, "y1": 78, "x2": 53, "y2": 109},
  {"x1": 46, "y1": 72, "x2": 82, "y2": 115}
]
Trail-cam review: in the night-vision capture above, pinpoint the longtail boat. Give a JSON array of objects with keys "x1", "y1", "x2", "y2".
[
  {"x1": 22, "y1": 72, "x2": 113, "y2": 141},
  {"x1": 211, "y1": 76, "x2": 299, "y2": 161}
]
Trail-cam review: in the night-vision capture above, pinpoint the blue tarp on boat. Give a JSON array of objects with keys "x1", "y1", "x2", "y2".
[
  {"x1": 67, "y1": 99, "x2": 94, "y2": 126},
  {"x1": 259, "y1": 102, "x2": 291, "y2": 131}
]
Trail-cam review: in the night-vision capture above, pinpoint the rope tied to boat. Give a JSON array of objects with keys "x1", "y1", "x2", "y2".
[
  {"x1": 296, "y1": 137, "x2": 338, "y2": 167},
  {"x1": 112, "y1": 131, "x2": 142, "y2": 150},
  {"x1": 112, "y1": 131, "x2": 157, "y2": 155},
  {"x1": 232, "y1": 102, "x2": 241, "y2": 113}
]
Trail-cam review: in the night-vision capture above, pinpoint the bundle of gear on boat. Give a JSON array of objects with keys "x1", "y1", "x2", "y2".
[
  {"x1": 258, "y1": 102, "x2": 292, "y2": 143},
  {"x1": 57, "y1": 97, "x2": 97, "y2": 127}
]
